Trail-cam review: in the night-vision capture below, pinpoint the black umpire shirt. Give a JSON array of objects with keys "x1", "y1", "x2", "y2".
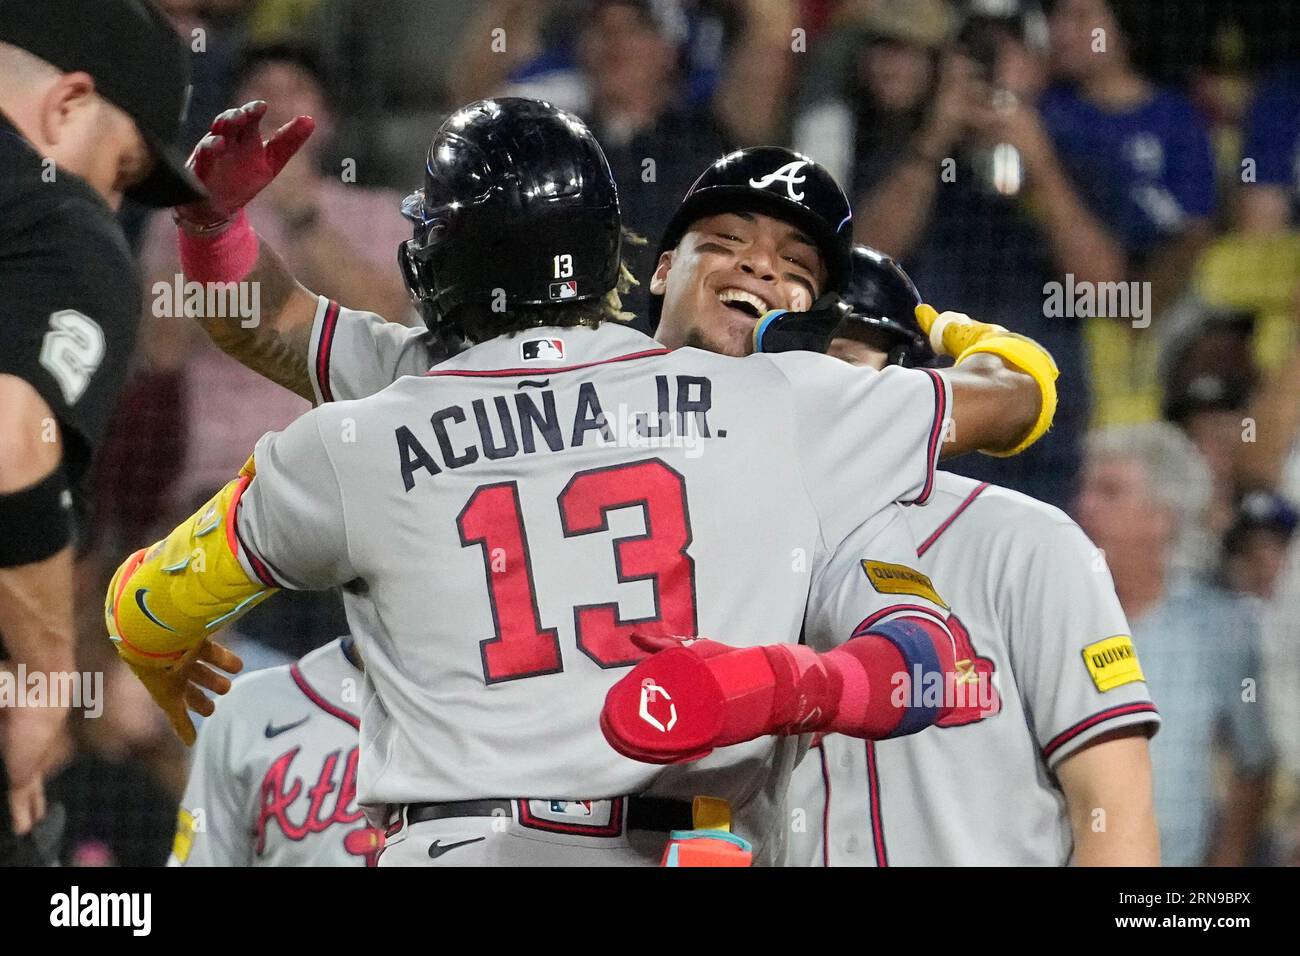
[
  {"x1": 0, "y1": 109, "x2": 142, "y2": 490},
  {"x1": 0, "y1": 110, "x2": 143, "y2": 857}
]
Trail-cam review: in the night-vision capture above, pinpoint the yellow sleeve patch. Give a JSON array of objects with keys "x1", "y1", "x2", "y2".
[
  {"x1": 172, "y1": 807, "x2": 196, "y2": 864},
  {"x1": 860, "y1": 560, "x2": 949, "y2": 609},
  {"x1": 1082, "y1": 635, "x2": 1145, "y2": 692}
]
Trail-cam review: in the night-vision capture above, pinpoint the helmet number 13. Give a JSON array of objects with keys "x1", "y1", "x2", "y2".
[
  {"x1": 456, "y1": 458, "x2": 698, "y2": 683},
  {"x1": 553, "y1": 254, "x2": 574, "y2": 278}
]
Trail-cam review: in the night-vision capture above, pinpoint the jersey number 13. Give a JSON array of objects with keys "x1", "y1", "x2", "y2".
[{"x1": 457, "y1": 458, "x2": 698, "y2": 683}]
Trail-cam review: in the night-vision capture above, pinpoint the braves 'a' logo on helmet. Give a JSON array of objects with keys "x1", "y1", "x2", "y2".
[{"x1": 748, "y1": 160, "x2": 810, "y2": 202}]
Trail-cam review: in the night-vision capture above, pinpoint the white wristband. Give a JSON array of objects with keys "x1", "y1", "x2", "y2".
[{"x1": 928, "y1": 310, "x2": 963, "y2": 356}]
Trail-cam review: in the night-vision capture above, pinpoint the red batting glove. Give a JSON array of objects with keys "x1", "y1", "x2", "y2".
[
  {"x1": 600, "y1": 633, "x2": 837, "y2": 765},
  {"x1": 175, "y1": 100, "x2": 315, "y2": 227}
]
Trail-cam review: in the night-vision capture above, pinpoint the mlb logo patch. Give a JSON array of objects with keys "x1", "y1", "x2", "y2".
[
  {"x1": 549, "y1": 800, "x2": 594, "y2": 817},
  {"x1": 521, "y1": 338, "x2": 565, "y2": 361},
  {"x1": 521, "y1": 798, "x2": 618, "y2": 834},
  {"x1": 549, "y1": 280, "x2": 578, "y2": 300}
]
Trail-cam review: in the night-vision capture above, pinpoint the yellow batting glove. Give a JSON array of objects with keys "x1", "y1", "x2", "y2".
[{"x1": 915, "y1": 304, "x2": 1059, "y2": 458}]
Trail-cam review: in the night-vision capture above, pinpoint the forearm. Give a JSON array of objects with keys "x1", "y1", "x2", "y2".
[
  {"x1": 601, "y1": 615, "x2": 961, "y2": 764},
  {"x1": 1206, "y1": 772, "x2": 1272, "y2": 866},
  {"x1": 187, "y1": 230, "x2": 319, "y2": 400},
  {"x1": 1059, "y1": 732, "x2": 1160, "y2": 866},
  {"x1": 714, "y1": 0, "x2": 797, "y2": 144},
  {"x1": 106, "y1": 464, "x2": 276, "y2": 668},
  {"x1": 1031, "y1": 152, "x2": 1126, "y2": 286},
  {"x1": 0, "y1": 381, "x2": 76, "y2": 679},
  {"x1": 939, "y1": 354, "x2": 1042, "y2": 456},
  {"x1": 855, "y1": 151, "x2": 942, "y2": 259},
  {"x1": 0, "y1": 549, "x2": 76, "y2": 681}
]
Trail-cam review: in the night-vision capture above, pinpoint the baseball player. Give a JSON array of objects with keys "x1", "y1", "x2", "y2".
[
  {"x1": 107, "y1": 99, "x2": 1059, "y2": 865},
  {"x1": 784, "y1": 247, "x2": 1161, "y2": 866},
  {"x1": 169, "y1": 636, "x2": 386, "y2": 866}
]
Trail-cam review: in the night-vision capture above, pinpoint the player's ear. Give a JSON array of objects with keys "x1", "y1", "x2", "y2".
[
  {"x1": 649, "y1": 249, "x2": 675, "y2": 297},
  {"x1": 40, "y1": 71, "x2": 98, "y2": 147}
]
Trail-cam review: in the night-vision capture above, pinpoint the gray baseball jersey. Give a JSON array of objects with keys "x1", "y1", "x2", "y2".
[
  {"x1": 232, "y1": 314, "x2": 950, "y2": 864},
  {"x1": 788, "y1": 472, "x2": 1162, "y2": 866},
  {"x1": 169, "y1": 638, "x2": 386, "y2": 867}
]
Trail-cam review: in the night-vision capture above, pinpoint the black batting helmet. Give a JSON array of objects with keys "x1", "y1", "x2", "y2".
[
  {"x1": 840, "y1": 246, "x2": 934, "y2": 367},
  {"x1": 650, "y1": 146, "x2": 854, "y2": 324},
  {"x1": 398, "y1": 98, "x2": 622, "y2": 340}
]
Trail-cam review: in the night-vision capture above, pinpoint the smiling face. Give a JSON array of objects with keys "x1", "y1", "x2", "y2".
[{"x1": 651, "y1": 211, "x2": 828, "y2": 356}]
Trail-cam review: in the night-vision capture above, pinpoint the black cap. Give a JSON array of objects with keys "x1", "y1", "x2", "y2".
[
  {"x1": 0, "y1": 0, "x2": 205, "y2": 207},
  {"x1": 658, "y1": 148, "x2": 854, "y2": 285},
  {"x1": 650, "y1": 147, "x2": 854, "y2": 326}
]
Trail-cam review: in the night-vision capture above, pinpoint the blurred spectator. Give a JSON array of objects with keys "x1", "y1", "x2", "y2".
[
  {"x1": 1160, "y1": 308, "x2": 1259, "y2": 539},
  {"x1": 1075, "y1": 422, "x2": 1274, "y2": 866},
  {"x1": 155, "y1": 0, "x2": 252, "y2": 149},
  {"x1": 1238, "y1": 63, "x2": 1300, "y2": 233},
  {"x1": 1050, "y1": 0, "x2": 1218, "y2": 429},
  {"x1": 800, "y1": 0, "x2": 1217, "y2": 507},
  {"x1": 795, "y1": 0, "x2": 1075, "y2": 506},
  {"x1": 1046, "y1": 0, "x2": 1216, "y2": 310},
  {"x1": 133, "y1": 42, "x2": 412, "y2": 517},
  {"x1": 793, "y1": 0, "x2": 958, "y2": 189},
  {"x1": 1222, "y1": 491, "x2": 1298, "y2": 601},
  {"x1": 1238, "y1": 309, "x2": 1300, "y2": 505},
  {"x1": 449, "y1": 0, "x2": 798, "y2": 321}
]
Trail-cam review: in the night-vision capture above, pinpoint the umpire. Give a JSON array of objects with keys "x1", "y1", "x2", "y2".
[{"x1": 0, "y1": 0, "x2": 204, "y2": 863}]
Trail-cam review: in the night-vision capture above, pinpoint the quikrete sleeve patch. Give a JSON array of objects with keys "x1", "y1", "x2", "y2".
[
  {"x1": 860, "y1": 560, "x2": 949, "y2": 609},
  {"x1": 1082, "y1": 635, "x2": 1145, "y2": 692}
]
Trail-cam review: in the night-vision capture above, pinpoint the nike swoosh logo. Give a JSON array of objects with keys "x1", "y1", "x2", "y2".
[
  {"x1": 517, "y1": 379, "x2": 551, "y2": 389},
  {"x1": 264, "y1": 715, "x2": 310, "y2": 738},
  {"x1": 134, "y1": 589, "x2": 176, "y2": 631},
  {"x1": 427, "y1": 836, "x2": 486, "y2": 859}
]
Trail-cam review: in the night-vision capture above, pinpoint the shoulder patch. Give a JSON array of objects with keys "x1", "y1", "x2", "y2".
[
  {"x1": 1082, "y1": 635, "x2": 1145, "y2": 692},
  {"x1": 860, "y1": 560, "x2": 949, "y2": 609}
]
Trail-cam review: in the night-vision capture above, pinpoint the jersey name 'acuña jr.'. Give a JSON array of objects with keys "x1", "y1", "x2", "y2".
[{"x1": 230, "y1": 305, "x2": 950, "y2": 864}]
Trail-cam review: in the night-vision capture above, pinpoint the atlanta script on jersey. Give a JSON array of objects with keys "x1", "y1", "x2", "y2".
[{"x1": 169, "y1": 638, "x2": 384, "y2": 866}]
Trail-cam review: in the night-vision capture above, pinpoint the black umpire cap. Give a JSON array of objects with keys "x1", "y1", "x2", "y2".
[{"x1": 0, "y1": 0, "x2": 206, "y2": 207}]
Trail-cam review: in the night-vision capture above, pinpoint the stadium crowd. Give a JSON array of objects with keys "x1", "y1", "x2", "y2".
[{"x1": 5, "y1": 0, "x2": 1300, "y2": 866}]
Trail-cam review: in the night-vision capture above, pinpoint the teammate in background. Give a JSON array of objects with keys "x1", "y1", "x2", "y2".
[
  {"x1": 787, "y1": 248, "x2": 1160, "y2": 866},
  {"x1": 108, "y1": 98, "x2": 1057, "y2": 865},
  {"x1": 170, "y1": 637, "x2": 386, "y2": 867},
  {"x1": 0, "y1": 0, "x2": 212, "y2": 861}
]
